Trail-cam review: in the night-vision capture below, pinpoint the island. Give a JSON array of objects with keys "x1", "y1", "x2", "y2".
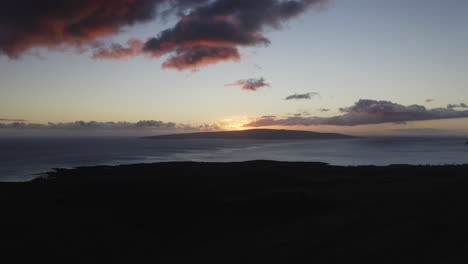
[
  {"x1": 145, "y1": 128, "x2": 354, "y2": 140},
  {"x1": 2, "y1": 161, "x2": 468, "y2": 263}
]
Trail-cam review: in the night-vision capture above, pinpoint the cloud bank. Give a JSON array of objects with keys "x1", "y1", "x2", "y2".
[
  {"x1": 447, "y1": 103, "x2": 468, "y2": 109},
  {"x1": 0, "y1": 118, "x2": 28, "y2": 122},
  {"x1": 245, "y1": 99, "x2": 468, "y2": 127},
  {"x1": 226, "y1": 77, "x2": 270, "y2": 91},
  {"x1": 0, "y1": 0, "x2": 326, "y2": 70},
  {"x1": 0, "y1": 120, "x2": 219, "y2": 131}
]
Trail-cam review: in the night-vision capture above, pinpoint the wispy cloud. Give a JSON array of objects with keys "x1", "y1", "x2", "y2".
[
  {"x1": 245, "y1": 99, "x2": 468, "y2": 127},
  {"x1": 285, "y1": 92, "x2": 318, "y2": 100},
  {"x1": 225, "y1": 78, "x2": 270, "y2": 91},
  {"x1": 92, "y1": 39, "x2": 144, "y2": 60}
]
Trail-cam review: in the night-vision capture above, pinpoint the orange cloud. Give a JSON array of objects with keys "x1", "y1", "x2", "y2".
[{"x1": 0, "y1": 0, "x2": 205, "y2": 58}]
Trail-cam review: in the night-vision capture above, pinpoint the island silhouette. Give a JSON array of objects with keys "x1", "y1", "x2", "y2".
[{"x1": 146, "y1": 129, "x2": 354, "y2": 140}]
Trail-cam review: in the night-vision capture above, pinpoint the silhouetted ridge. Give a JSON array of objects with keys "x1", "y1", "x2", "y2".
[{"x1": 146, "y1": 129, "x2": 354, "y2": 140}]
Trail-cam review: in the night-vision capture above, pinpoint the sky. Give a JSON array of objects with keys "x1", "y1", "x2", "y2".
[{"x1": 1, "y1": 0, "x2": 468, "y2": 136}]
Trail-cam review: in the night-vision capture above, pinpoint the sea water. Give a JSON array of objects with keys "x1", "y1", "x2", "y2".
[{"x1": 1, "y1": 137, "x2": 467, "y2": 182}]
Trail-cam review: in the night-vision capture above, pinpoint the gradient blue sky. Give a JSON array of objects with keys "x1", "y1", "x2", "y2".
[{"x1": 1, "y1": 0, "x2": 467, "y2": 136}]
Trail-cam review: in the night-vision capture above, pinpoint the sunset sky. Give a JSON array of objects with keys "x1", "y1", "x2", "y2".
[{"x1": 1, "y1": 0, "x2": 468, "y2": 136}]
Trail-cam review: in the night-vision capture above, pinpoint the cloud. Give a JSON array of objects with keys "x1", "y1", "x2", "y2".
[
  {"x1": 92, "y1": 38, "x2": 144, "y2": 60},
  {"x1": 0, "y1": 0, "x2": 175, "y2": 58},
  {"x1": 2, "y1": 0, "x2": 327, "y2": 71},
  {"x1": 98, "y1": 0, "x2": 327, "y2": 69},
  {"x1": 447, "y1": 103, "x2": 468, "y2": 109},
  {"x1": 226, "y1": 77, "x2": 270, "y2": 91},
  {"x1": 178, "y1": 123, "x2": 221, "y2": 131},
  {"x1": 0, "y1": 120, "x2": 219, "y2": 131},
  {"x1": 162, "y1": 46, "x2": 241, "y2": 71},
  {"x1": 245, "y1": 99, "x2": 468, "y2": 127},
  {"x1": 318, "y1": 108, "x2": 329, "y2": 112},
  {"x1": 285, "y1": 92, "x2": 318, "y2": 100},
  {"x1": 0, "y1": 118, "x2": 27, "y2": 122},
  {"x1": 426, "y1": 99, "x2": 434, "y2": 103}
]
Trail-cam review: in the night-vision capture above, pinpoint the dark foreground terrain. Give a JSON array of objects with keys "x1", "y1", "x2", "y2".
[{"x1": 1, "y1": 161, "x2": 468, "y2": 263}]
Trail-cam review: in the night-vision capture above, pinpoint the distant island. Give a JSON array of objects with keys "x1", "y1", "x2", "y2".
[{"x1": 145, "y1": 129, "x2": 354, "y2": 140}]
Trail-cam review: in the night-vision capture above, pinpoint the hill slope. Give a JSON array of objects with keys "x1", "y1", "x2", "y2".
[{"x1": 2, "y1": 162, "x2": 468, "y2": 263}]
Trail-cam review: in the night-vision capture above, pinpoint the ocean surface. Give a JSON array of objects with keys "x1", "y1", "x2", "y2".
[{"x1": 1, "y1": 137, "x2": 467, "y2": 182}]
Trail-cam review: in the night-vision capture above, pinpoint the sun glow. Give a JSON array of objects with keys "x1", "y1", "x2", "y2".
[{"x1": 220, "y1": 117, "x2": 254, "y2": 130}]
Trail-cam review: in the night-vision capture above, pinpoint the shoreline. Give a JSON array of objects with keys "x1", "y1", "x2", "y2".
[
  {"x1": 2, "y1": 161, "x2": 468, "y2": 263},
  {"x1": 5, "y1": 159, "x2": 468, "y2": 183}
]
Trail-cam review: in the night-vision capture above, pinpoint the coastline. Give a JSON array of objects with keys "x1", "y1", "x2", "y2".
[{"x1": 2, "y1": 161, "x2": 468, "y2": 263}]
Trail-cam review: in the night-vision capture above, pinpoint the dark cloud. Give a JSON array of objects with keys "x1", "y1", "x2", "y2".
[
  {"x1": 426, "y1": 99, "x2": 434, "y2": 103},
  {"x1": 1, "y1": 0, "x2": 326, "y2": 71},
  {"x1": 0, "y1": 120, "x2": 219, "y2": 131},
  {"x1": 162, "y1": 46, "x2": 241, "y2": 71},
  {"x1": 226, "y1": 77, "x2": 270, "y2": 91},
  {"x1": 285, "y1": 92, "x2": 318, "y2": 100},
  {"x1": 0, "y1": 0, "x2": 158, "y2": 57},
  {"x1": 245, "y1": 99, "x2": 468, "y2": 127},
  {"x1": 0, "y1": 118, "x2": 27, "y2": 122},
  {"x1": 99, "y1": 0, "x2": 327, "y2": 69},
  {"x1": 318, "y1": 108, "x2": 329, "y2": 112},
  {"x1": 447, "y1": 103, "x2": 468, "y2": 109},
  {"x1": 0, "y1": 0, "x2": 212, "y2": 58},
  {"x1": 2, "y1": 0, "x2": 326, "y2": 71}
]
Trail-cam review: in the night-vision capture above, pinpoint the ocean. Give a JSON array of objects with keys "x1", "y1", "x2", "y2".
[{"x1": 1, "y1": 137, "x2": 467, "y2": 182}]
